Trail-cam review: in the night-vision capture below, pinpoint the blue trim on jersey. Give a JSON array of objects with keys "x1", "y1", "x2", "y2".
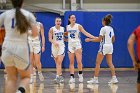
[
  {"x1": 101, "y1": 44, "x2": 103, "y2": 55},
  {"x1": 68, "y1": 50, "x2": 72, "y2": 53},
  {"x1": 51, "y1": 53, "x2": 55, "y2": 58},
  {"x1": 37, "y1": 51, "x2": 41, "y2": 55},
  {"x1": 103, "y1": 36, "x2": 105, "y2": 44},
  {"x1": 99, "y1": 38, "x2": 105, "y2": 55},
  {"x1": 60, "y1": 51, "x2": 65, "y2": 56}
]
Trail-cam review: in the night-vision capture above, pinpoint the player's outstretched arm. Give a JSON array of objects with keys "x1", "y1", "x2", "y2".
[
  {"x1": 85, "y1": 36, "x2": 102, "y2": 42},
  {"x1": 79, "y1": 25, "x2": 95, "y2": 39}
]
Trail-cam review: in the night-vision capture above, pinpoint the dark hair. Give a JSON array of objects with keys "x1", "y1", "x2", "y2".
[
  {"x1": 103, "y1": 14, "x2": 113, "y2": 26},
  {"x1": 68, "y1": 14, "x2": 74, "y2": 25},
  {"x1": 11, "y1": 0, "x2": 31, "y2": 34}
]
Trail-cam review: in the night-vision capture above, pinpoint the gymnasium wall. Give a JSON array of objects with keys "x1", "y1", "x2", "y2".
[{"x1": 0, "y1": 11, "x2": 140, "y2": 68}]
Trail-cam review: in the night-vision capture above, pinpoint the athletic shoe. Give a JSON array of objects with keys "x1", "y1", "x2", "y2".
[
  {"x1": 69, "y1": 76, "x2": 75, "y2": 83},
  {"x1": 54, "y1": 76, "x2": 60, "y2": 84},
  {"x1": 78, "y1": 74, "x2": 83, "y2": 83},
  {"x1": 87, "y1": 78, "x2": 99, "y2": 84},
  {"x1": 108, "y1": 78, "x2": 118, "y2": 84},
  {"x1": 59, "y1": 76, "x2": 64, "y2": 83},
  {"x1": 38, "y1": 72, "x2": 44, "y2": 82},
  {"x1": 16, "y1": 90, "x2": 22, "y2": 93}
]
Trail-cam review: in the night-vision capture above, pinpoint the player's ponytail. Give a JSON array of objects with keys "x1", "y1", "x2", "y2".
[
  {"x1": 103, "y1": 14, "x2": 113, "y2": 26},
  {"x1": 11, "y1": 0, "x2": 31, "y2": 34},
  {"x1": 68, "y1": 14, "x2": 73, "y2": 25}
]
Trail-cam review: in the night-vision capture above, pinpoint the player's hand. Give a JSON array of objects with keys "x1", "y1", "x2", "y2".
[
  {"x1": 64, "y1": 32, "x2": 68, "y2": 36},
  {"x1": 42, "y1": 46, "x2": 45, "y2": 53},
  {"x1": 133, "y1": 62, "x2": 140, "y2": 71},
  {"x1": 85, "y1": 38, "x2": 91, "y2": 42}
]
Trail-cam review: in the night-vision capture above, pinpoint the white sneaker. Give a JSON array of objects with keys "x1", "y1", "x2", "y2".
[
  {"x1": 54, "y1": 76, "x2": 60, "y2": 84},
  {"x1": 87, "y1": 78, "x2": 99, "y2": 84},
  {"x1": 108, "y1": 78, "x2": 118, "y2": 84},
  {"x1": 59, "y1": 76, "x2": 64, "y2": 83},
  {"x1": 78, "y1": 74, "x2": 83, "y2": 83},
  {"x1": 69, "y1": 77, "x2": 75, "y2": 83},
  {"x1": 38, "y1": 72, "x2": 44, "y2": 82},
  {"x1": 16, "y1": 90, "x2": 22, "y2": 93}
]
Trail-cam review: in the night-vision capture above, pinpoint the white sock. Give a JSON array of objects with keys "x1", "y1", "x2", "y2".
[
  {"x1": 56, "y1": 75, "x2": 59, "y2": 78},
  {"x1": 38, "y1": 71, "x2": 42, "y2": 74},
  {"x1": 33, "y1": 67, "x2": 36, "y2": 71},
  {"x1": 94, "y1": 76, "x2": 98, "y2": 80},
  {"x1": 112, "y1": 76, "x2": 116, "y2": 79}
]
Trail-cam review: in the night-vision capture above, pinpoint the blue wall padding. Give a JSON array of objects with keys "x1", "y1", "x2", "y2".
[{"x1": 0, "y1": 11, "x2": 140, "y2": 68}]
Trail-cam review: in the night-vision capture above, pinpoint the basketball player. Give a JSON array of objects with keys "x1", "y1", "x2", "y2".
[
  {"x1": 49, "y1": 17, "x2": 65, "y2": 83},
  {"x1": 28, "y1": 21, "x2": 45, "y2": 82},
  {"x1": 0, "y1": 0, "x2": 38, "y2": 93},
  {"x1": 66, "y1": 14, "x2": 95, "y2": 83},
  {"x1": 128, "y1": 25, "x2": 140, "y2": 93},
  {"x1": 86, "y1": 14, "x2": 118, "y2": 84}
]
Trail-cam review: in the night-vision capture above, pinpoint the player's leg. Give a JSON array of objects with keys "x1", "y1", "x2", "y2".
[
  {"x1": 29, "y1": 52, "x2": 36, "y2": 83},
  {"x1": 75, "y1": 48, "x2": 83, "y2": 82},
  {"x1": 34, "y1": 53, "x2": 44, "y2": 81},
  {"x1": 5, "y1": 66, "x2": 18, "y2": 93},
  {"x1": 2, "y1": 43, "x2": 18, "y2": 93},
  {"x1": 68, "y1": 52, "x2": 75, "y2": 83},
  {"x1": 106, "y1": 54, "x2": 118, "y2": 84},
  {"x1": 30, "y1": 52, "x2": 35, "y2": 73},
  {"x1": 87, "y1": 53, "x2": 104, "y2": 84},
  {"x1": 17, "y1": 66, "x2": 31, "y2": 93},
  {"x1": 54, "y1": 55, "x2": 65, "y2": 83}
]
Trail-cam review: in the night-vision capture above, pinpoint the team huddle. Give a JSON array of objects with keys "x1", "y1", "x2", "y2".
[{"x1": 0, "y1": 0, "x2": 119, "y2": 93}]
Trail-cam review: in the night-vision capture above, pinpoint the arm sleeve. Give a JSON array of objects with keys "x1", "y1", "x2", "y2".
[
  {"x1": 99, "y1": 27, "x2": 105, "y2": 36},
  {"x1": 112, "y1": 30, "x2": 115, "y2": 36}
]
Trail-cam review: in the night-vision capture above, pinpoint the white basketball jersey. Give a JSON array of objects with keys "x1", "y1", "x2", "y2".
[
  {"x1": 52, "y1": 26, "x2": 64, "y2": 45},
  {"x1": 28, "y1": 22, "x2": 41, "y2": 41},
  {"x1": 0, "y1": 9, "x2": 36, "y2": 41},
  {"x1": 99, "y1": 26, "x2": 114, "y2": 44},
  {"x1": 67, "y1": 23, "x2": 81, "y2": 43}
]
